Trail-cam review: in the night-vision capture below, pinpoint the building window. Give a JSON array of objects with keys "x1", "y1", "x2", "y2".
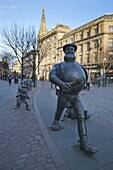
[
  {"x1": 86, "y1": 55, "x2": 89, "y2": 63},
  {"x1": 53, "y1": 35, "x2": 56, "y2": 40},
  {"x1": 87, "y1": 30, "x2": 90, "y2": 38},
  {"x1": 79, "y1": 44, "x2": 83, "y2": 52},
  {"x1": 80, "y1": 32, "x2": 83, "y2": 40},
  {"x1": 95, "y1": 28, "x2": 98, "y2": 35},
  {"x1": 94, "y1": 24, "x2": 98, "y2": 35},
  {"x1": 86, "y1": 42, "x2": 90, "y2": 51},
  {"x1": 109, "y1": 26, "x2": 113, "y2": 32},
  {"x1": 94, "y1": 40, "x2": 99, "y2": 48},
  {"x1": 108, "y1": 39, "x2": 113, "y2": 47}
]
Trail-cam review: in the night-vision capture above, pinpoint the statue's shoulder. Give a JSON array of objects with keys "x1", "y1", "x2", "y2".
[
  {"x1": 53, "y1": 61, "x2": 65, "y2": 70},
  {"x1": 75, "y1": 61, "x2": 88, "y2": 81},
  {"x1": 74, "y1": 61, "x2": 82, "y2": 66},
  {"x1": 58, "y1": 61, "x2": 66, "y2": 72},
  {"x1": 52, "y1": 63, "x2": 60, "y2": 69}
]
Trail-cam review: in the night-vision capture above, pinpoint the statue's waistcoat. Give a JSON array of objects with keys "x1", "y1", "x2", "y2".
[{"x1": 59, "y1": 61, "x2": 87, "y2": 94}]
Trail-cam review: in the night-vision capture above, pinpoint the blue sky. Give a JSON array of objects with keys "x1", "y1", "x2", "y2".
[{"x1": 0, "y1": 0, "x2": 113, "y2": 38}]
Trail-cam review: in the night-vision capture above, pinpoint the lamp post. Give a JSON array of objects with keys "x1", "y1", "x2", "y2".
[
  {"x1": 88, "y1": 47, "x2": 92, "y2": 78},
  {"x1": 37, "y1": 48, "x2": 40, "y2": 79},
  {"x1": 32, "y1": 50, "x2": 36, "y2": 87},
  {"x1": 103, "y1": 57, "x2": 107, "y2": 87},
  {"x1": 32, "y1": 47, "x2": 40, "y2": 87}
]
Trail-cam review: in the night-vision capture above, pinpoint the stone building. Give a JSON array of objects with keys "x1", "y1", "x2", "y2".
[
  {"x1": 22, "y1": 50, "x2": 39, "y2": 79},
  {"x1": 13, "y1": 60, "x2": 21, "y2": 75},
  {"x1": 0, "y1": 57, "x2": 9, "y2": 79},
  {"x1": 38, "y1": 8, "x2": 71, "y2": 80},
  {"x1": 38, "y1": 9, "x2": 113, "y2": 82}
]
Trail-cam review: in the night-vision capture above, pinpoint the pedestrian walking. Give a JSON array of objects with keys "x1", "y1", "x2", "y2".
[
  {"x1": 83, "y1": 83, "x2": 87, "y2": 90},
  {"x1": 8, "y1": 75, "x2": 12, "y2": 85},
  {"x1": 97, "y1": 76, "x2": 101, "y2": 88},
  {"x1": 86, "y1": 76, "x2": 91, "y2": 90}
]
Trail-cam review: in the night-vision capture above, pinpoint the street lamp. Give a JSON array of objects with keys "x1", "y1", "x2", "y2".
[
  {"x1": 32, "y1": 50, "x2": 36, "y2": 87},
  {"x1": 37, "y1": 48, "x2": 40, "y2": 77},
  {"x1": 103, "y1": 57, "x2": 107, "y2": 87},
  {"x1": 32, "y1": 47, "x2": 40, "y2": 87}
]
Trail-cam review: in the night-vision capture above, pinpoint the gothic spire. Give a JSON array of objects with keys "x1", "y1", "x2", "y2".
[{"x1": 38, "y1": 8, "x2": 47, "y2": 38}]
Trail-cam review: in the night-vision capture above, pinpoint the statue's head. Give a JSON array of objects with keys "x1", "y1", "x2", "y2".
[
  {"x1": 63, "y1": 43, "x2": 77, "y2": 54},
  {"x1": 63, "y1": 43, "x2": 77, "y2": 62}
]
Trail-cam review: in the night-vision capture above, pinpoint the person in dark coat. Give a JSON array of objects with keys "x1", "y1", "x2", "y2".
[{"x1": 8, "y1": 75, "x2": 12, "y2": 85}]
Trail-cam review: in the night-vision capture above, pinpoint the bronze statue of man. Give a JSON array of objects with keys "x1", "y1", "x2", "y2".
[{"x1": 49, "y1": 43, "x2": 98, "y2": 155}]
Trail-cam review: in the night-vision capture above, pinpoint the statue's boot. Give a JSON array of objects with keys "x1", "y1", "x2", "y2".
[
  {"x1": 78, "y1": 118, "x2": 98, "y2": 155},
  {"x1": 84, "y1": 110, "x2": 91, "y2": 119},
  {"x1": 26, "y1": 104, "x2": 30, "y2": 110},
  {"x1": 51, "y1": 120, "x2": 60, "y2": 131}
]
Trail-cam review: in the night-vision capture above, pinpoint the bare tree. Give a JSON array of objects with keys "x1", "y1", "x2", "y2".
[
  {"x1": 38, "y1": 40, "x2": 51, "y2": 62},
  {"x1": 1, "y1": 23, "x2": 37, "y2": 79},
  {"x1": 1, "y1": 51, "x2": 14, "y2": 68},
  {"x1": 100, "y1": 51, "x2": 113, "y2": 86},
  {"x1": 0, "y1": 52, "x2": 9, "y2": 79}
]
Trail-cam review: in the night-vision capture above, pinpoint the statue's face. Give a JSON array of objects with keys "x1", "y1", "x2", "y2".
[{"x1": 64, "y1": 46, "x2": 75, "y2": 54}]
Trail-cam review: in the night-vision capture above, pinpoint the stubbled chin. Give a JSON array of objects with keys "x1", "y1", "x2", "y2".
[{"x1": 64, "y1": 56, "x2": 75, "y2": 61}]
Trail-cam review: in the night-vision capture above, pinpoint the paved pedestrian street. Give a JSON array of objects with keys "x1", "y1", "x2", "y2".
[
  {"x1": 36, "y1": 82, "x2": 113, "y2": 170},
  {"x1": 0, "y1": 85, "x2": 57, "y2": 170},
  {"x1": 80, "y1": 84, "x2": 113, "y2": 126},
  {"x1": 0, "y1": 80, "x2": 113, "y2": 170}
]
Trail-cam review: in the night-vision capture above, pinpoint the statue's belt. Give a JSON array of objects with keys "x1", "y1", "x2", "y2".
[{"x1": 57, "y1": 89, "x2": 79, "y2": 101}]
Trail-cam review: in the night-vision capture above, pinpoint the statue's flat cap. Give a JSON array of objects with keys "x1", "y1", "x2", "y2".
[{"x1": 63, "y1": 43, "x2": 77, "y2": 52}]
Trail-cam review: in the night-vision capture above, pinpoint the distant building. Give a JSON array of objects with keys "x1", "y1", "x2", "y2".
[
  {"x1": 38, "y1": 9, "x2": 113, "y2": 82},
  {"x1": 0, "y1": 57, "x2": 9, "y2": 79},
  {"x1": 13, "y1": 60, "x2": 21, "y2": 75},
  {"x1": 22, "y1": 50, "x2": 38, "y2": 78},
  {"x1": 0, "y1": 61, "x2": 2, "y2": 79},
  {"x1": 38, "y1": 8, "x2": 71, "y2": 80}
]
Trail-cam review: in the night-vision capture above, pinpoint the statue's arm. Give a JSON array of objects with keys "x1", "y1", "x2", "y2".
[
  {"x1": 49, "y1": 64, "x2": 72, "y2": 92},
  {"x1": 49, "y1": 64, "x2": 63, "y2": 87}
]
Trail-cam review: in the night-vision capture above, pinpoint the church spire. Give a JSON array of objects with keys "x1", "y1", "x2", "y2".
[{"x1": 38, "y1": 8, "x2": 47, "y2": 38}]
